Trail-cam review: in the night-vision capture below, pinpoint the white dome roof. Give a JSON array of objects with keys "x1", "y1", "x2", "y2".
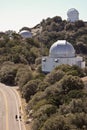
[
  {"x1": 19, "y1": 30, "x2": 32, "y2": 38},
  {"x1": 67, "y1": 8, "x2": 79, "y2": 16},
  {"x1": 67, "y1": 8, "x2": 79, "y2": 22},
  {"x1": 49, "y1": 40, "x2": 75, "y2": 58}
]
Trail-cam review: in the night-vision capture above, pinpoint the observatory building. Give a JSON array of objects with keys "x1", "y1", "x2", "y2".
[
  {"x1": 67, "y1": 8, "x2": 79, "y2": 22},
  {"x1": 19, "y1": 30, "x2": 32, "y2": 38},
  {"x1": 42, "y1": 40, "x2": 85, "y2": 72}
]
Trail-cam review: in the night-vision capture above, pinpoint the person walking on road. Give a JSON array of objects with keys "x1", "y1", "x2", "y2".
[
  {"x1": 15, "y1": 115, "x2": 18, "y2": 120},
  {"x1": 19, "y1": 115, "x2": 21, "y2": 121}
]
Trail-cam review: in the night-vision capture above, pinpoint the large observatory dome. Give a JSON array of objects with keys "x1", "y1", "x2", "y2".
[
  {"x1": 49, "y1": 40, "x2": 75, "y2": 58},
  {"x1": 67, "y1": 8, "x2": 79, "y2": 16},
  {"x1": 67, "y1": 8, "x2": 79, "y2": 22}
]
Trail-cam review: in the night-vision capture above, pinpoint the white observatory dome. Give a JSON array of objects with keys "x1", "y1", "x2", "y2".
[
  {"x1": 19, "y1": 30, "x2": 32, "y2": 38},
  {"x1": 67, "y1": 8, "x2": 79, "y2": 22},
  {"x1": 49, "y1": 40, "x2": 75, "y2": 58},
  {"x1": 67, "y1": 8, "x2": 79, "y2": 16}
]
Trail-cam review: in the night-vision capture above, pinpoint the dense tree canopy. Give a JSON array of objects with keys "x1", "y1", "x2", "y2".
[{"x1": 0, "y1": 15, "x2": 87, "y2": 130}]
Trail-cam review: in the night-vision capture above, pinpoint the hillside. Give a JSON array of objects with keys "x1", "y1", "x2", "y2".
[
  {"x1": 0, "y1": 16, "x2": 87, "y2": 130},
  {"x1": 32, "y1": 16, "x2": 87, "y2": 58}
]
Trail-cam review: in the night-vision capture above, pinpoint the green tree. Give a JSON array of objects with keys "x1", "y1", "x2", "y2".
[
  {"x1": 22, "y1": 79, "x2": 41, "y2": 102},
  {"x1": 45, "y1": 70, "x2": 65, "y2": 84},
  {"x1": 41, "y1": 115, "x2": 70, "y2": 130},
  {"x1": 0, "y1": 62, "x2": 17, "y2": 85},
  {"x1": 15, "y1": 65, "x2": 32, "y2": 89},
  {"x1": 71, "y1": 113, "x2": 87, "y2": 129},
  {"x1": 59, "y1": 75, "x2": 84, "y2": 93}
]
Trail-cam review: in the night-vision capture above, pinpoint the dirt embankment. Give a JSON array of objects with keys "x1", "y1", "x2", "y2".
[{"x1": 81, "y1": 76, "x2": 87, "y2": 88}]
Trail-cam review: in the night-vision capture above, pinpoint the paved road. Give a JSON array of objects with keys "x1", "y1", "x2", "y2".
[{"x1": 0, "y1": 83, "x2": 26, "y2": 130}]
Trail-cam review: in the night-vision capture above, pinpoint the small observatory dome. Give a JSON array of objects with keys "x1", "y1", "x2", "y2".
[
  {"x1": 49, "y1": 40, "x2": 75, "y2": 58},
  {"x1": 67, "y1": 8, "x2": 79, "y2": 22},
  {"x1": 19, "y1": 30, "x2": 32, "y2": 38}
]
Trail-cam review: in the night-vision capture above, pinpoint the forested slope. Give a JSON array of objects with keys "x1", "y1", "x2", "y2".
[{"x1": 0, "y1": 16, "x2": 87, "y2": 130}]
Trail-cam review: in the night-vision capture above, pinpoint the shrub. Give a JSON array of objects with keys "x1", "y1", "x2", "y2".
[
  {"x1": 33, "y1": 104, "x2": 57, "y2": 118},
  {"x1": 44, "y1": 84, "x2": 64, "y2": 106},
  {"x1": 45, "y1": 70, "x2": 65, "y2": 84},
  {"x1": 27, "y1": 91, "x2": 47, "y2": 110},
  {"x1": 35, "y1": 57, "x2": 41, "y2": 65},
  {"x1": 59, "y1": 75, "x2": 84, "y2": 93},
  {"x1": 76, "y1": 42, "x2": 87, "y2": 54},
  {"x1": 56, "y1": 64, "x2": 85, "y2": 77},
  {"x1": 55, "y1": 64, "x2": 72, "y2": 73},
  {"x1": 33, "y1": 71, "x2": 45, "y2": 81},
  {"x1": 69, "y1": 99, "x2": 87, "y2": 114},
  {"x1": 22, "y1": 79, "x2": 41, "y2": 102},
  {"x1": 32, "y1": 104, "x2": 57, "y2": 130},
  {"x1": 68, "y1": 90, "x2": 85, "y2": 99},
  {"x1": 59, "y1": 98, "x2": 87, "y2": 115},
  {"x1": 59, "y1": 104, "x2": 71, "y2": 115},
  {"x1": 75, "y1": 20, "x2": 85, "y2": 28},
  {"x1": 41, "y1": 115, "x2": 70, "y2": 130},
  {"x1": 71, "y1": 113, "x2": 87, "y2": 129},
  {"x1": 0, "y1": 62, "x2": 17, "y2": 85},
  {"x1": 52, "y1": 16, "x2": 62, "y2": 23},
  {"x1": 32, "y1": 99, "x2": 48, "y2": 111},
  {"x1": 50, "y1": 22, "x2": 59, "y2": 31},
  {"x1": 25, "y1": 38, "x2": 40, "y2": 47},
  {"x1": 65, "y1": 23, "x2": 76, "y2": 31},
  {"x1": 15, "y1": 65, "x2": 32, "y2": 89},
  {"x1": 32, "y1": 118, "x2": 46, "y2": 130},
  {"x1": 36, "y1": 64, "x2": 42, "y2": 73},
  {"x1": 37, "y1": 81, "x2": 50, "y2": 91}
]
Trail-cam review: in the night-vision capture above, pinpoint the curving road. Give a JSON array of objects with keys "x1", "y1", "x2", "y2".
[{"x1": 0, "y1": 83, "x2": 26, "y2": 130}]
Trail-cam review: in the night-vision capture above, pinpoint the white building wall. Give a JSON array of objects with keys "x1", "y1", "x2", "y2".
[
  {"x1": 81, "y1": 61, "x2": 85, "y2": 68},
  {"x1": 42, "y1": 57, "x2": 56, "y2": 72},
  {"x1": 42, "y1": 56, "x2": 85, "y2": 72},
  {"x1": 67, "y1": 15, "x2": 79, "y2": 22}
]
